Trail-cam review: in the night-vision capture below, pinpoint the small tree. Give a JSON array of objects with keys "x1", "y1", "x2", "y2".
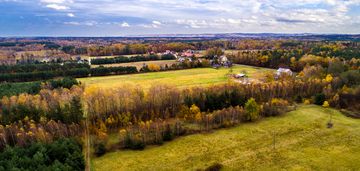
[
  {"x1": 323, "y1": 101, "x2": 333, "y2": 128},
  {"x1": 322, "y1": 101, "x2": 329, "y2": 108},
  {"x1": 187, "y1": 104, "x2": 201, "y2": 121},
  {"x1": 245, "y1": 98, "x2": 260, "y2": 121}
]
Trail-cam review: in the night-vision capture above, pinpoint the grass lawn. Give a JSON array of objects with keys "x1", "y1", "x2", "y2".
[
  {"x1": 92, "y1": 105, "x2": 360, "y2": 170},
  {"x1": 78, "y1": 65, "x2": 272, "y2": 89},
  {"x1": 91, "y1": 60, "x2": 178, "y2": 70}
]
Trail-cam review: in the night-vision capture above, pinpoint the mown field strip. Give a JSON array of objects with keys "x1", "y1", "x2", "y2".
[
  {"x1": 79, "y1": 64, "x2": 272, "y2": 89},
  {"x1": 92, "y1": 105, "x2": 360, "y2": 170}
]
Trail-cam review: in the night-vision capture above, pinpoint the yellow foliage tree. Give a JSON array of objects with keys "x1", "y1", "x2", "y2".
[
  {"x1": 188, "y1": 104, "x2": 201, "y2": 121},
  {"x1": 148, "y1": 64, "x2": 161, "y2": 71},
  {"x1": 260, "y1": 55, "x2": 269, "y2": 64},
  {"x1": 322, "y1": 101, "x2": 330, "y2": 108},
  {"x1": 325, "y1": 74, "x2": 333, "y2": 83},
  {"x1": 304, "y1": 99, "x2": 311, "y2": 105}
]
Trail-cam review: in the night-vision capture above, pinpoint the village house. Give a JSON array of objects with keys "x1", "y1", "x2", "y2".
[
  {"x1": 234, "y1": 73, "x2": 246, "y2": 79},
  {"x1": 161, "y1": 50, "x2": 178, "y2": 58},
  {"x1": 181, "y1": 49, "x2": 195, "y2": 57},
  {"x1": 276, "y1": 68, "x2": 293, "y2": 78},
  {"x1": 211, "y1": 55, "x2": 232, "y2": 68}
]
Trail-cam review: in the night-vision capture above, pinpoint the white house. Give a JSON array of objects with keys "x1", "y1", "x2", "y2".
[
  {"x1": 234, "y1": 73, "x2": 246, "y2": 79},
  {"x1": 276, "y1": 68, "x2": 293, "y2": 77},
  {"x1": 219, "y1": 55, "x2": 228, "y2": 64}
]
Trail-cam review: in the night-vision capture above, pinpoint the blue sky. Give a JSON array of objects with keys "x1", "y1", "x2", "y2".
[{"x1": 0, "y1": 0, "x2": 360, "y2": 36}]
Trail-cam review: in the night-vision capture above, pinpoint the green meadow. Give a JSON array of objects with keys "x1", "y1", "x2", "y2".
[
  {"x1": 79, "y1": 65, "x2": 272, "y2": 89},
  {"x1": 92, "y1": 105, "x2": 360, "y2": 170}
]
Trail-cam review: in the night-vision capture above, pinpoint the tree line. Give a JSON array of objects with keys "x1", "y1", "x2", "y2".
[
  {"x1": 0, "y1": 77, "x2": 79, "y2": 97},
  {"x1": 91, "y1": 54, "x2": 176, "y2": 65},
  {"x1": 0, "y1": 62, "x2": 139, "y2": 82},
  {"x1": 228, "y1": 50, "x2": 360, "y2": 72}
]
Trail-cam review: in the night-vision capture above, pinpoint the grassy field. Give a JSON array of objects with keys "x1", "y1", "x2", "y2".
[
  {"x1": 92, "y1": 105, "x2": 360, "y2": 170},
  {"x1": 79, "y1": 65, "x2": 272, "y2": 89},
  {"x1": 91, "y1": 60, "x2": 177, "y2": 70}
]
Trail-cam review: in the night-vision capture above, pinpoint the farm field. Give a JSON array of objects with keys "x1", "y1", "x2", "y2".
[
  {"x1": 91, "y1": 60, "x2": 177, "y2": 70},
  {"x1": 78, "y1": 65, "x2": 273, "y2": 89},
  {"x1": 92, "y1": 105, "x2": 360, "y2": 170}
]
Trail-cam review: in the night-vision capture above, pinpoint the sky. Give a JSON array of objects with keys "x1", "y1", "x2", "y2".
[{"x1": 0, "y1": 0, "x2": 360, "y2": 36}]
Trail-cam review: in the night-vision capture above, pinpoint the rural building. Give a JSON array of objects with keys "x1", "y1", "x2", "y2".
[
  {"x1": 276, "y1": 68, "x2": 293, "y2": 77},
  {"x1": 181, "y1": 49, "x2": 195, "y2": 57},
  {"x1": 234, "y1": 73, "x2": 246, "y2": 79}
]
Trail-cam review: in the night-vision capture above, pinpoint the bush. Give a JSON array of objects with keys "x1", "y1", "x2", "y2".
[
  {"x1": 304, "y1": 99, "x2": 311, "y2": 104},
  {"x1": 244, "y1": 98, "x2": 260, "y2": 121},
  {"x1": 205, "y1": 163, "x2": 223, "y2": 171},
  {"x1": 94, "y1": 142, "x2": 107, "y2": 157},
  {"x1": 132, "y1": 140, "x2": 146, "y2": 150},
  {"x1": 163, "y1": 124, "x2": 174, "y2": 141},
  {"x1": 124, "y1": 133, "x2": 145, "y2": 150},
  {"x1": 295, "y1": 95, "x2": 303, "y2": 103},
  {"x1": 314, "y1": 93, "x2": 326, "y2": 105}
]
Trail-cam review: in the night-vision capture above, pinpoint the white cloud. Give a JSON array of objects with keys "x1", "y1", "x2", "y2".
[
  {"x1": 64, "y1": 21, "x2": 79, "y2": 25},
  {"x1": 120, "y1": 22, "x2": 130, "y2": 27},
  {"x1": 67, "y1": 13, "x2": 75, "y2": 17},
  {"x1": 46, "y1": 4, "x2": 69, "y2": 10},
  {"x1": 64, "y1": 21, "x2": 97, "y2": 26},
  {"x1": 41, "y1": 0, "x2": 64, "y2": 3},
  {"x1": 152, "y1": 21, "x2": 162, "y2": 25},
  {"x1": 13, "y1": 0, "x2": 360, "y2": 33}
]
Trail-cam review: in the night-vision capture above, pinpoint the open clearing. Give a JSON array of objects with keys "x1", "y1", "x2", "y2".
[
  {"x1": 92, "y1": 105, "x2": 360, "y2": 170},
  {"x1": 91, "y1": 60, "x2": 178, "y2": 70},
  {"x1": 78, "y1": 65, "x2": 272, "y2": 89}
]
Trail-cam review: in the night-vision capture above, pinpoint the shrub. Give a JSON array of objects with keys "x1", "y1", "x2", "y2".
[
  {"x1": 163, "y1": 124, "x2": 174, "y2": 141},
  {"x1": 322, "y1": 101, "x2": 330, "y2": 108},
  {"x1": 124, "y1": 133, "x2": 145, "y2": 150},
  {"x1": 205, "y1": 163, "x2": 223, "y2": 171},
  {"x1": 314, "y1": 93, "x2": 326, "y2": 105},
  {"x1": 304, "y1": 99, "x2": 311, "y2": 105},
  {"x1": 94, "y1": 142, "x2": 107, "y2": 157},
  {"x1": 295, "y1": 95, "x2": 303, "y2": 103},
  {"x1": 262, "y1": 98, "x2": 289, "y2": 117},
  {"x1": 245, "y1": 98, "x2": 260, "y2": 121},
  {"x1": 148, "y1": 64, "x2": 161, "y2": 71}
]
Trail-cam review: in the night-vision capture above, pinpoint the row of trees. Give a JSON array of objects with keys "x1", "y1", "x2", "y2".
[
  {"x1": 0, "y1": 119, "x2": 81, "y2": 149},
  {"x1": 0, "y1": 65, "x2": 138, "y2": 82},
  {"x1": 0, "y1": 63, "x2": 89, "y2": 74},
  {"x1": 94, "y1": 97, "x2": 291, "y2": 154},
  {"x1": 0, "y1": 77, "x2": 79, "y2": 97},
  {"x1": 140, "y1": 59, "x2": 211, "y2": 72},
  {"x1": 60, "y1": 40, "x2": 360, "y2": 60},
  {"x1": 63, "y1": 43, "x2": 194, "y2": 56},
  {"x1": 229, "y1": 50, "x2": 360, "y2": 72},
  {"x1": 0, "y1": 86, "x2": 84, "y2": 125},
  {"x1": 84, "y1": 77, "x2": 329, "y2": 136},
  {"x1": 91, "y1": 54, "x2": 176, "y2": 65}
]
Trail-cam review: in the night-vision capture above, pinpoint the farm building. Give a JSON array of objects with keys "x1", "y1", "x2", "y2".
[
  {"x1": 181, "y1": 50, "x2": 195, "y2": 57},
  {"x1": 234, "y1": 73, "x2": 246, "y2": 79},
  {"x1": 276, "y1": 68, "x2": 293, "y2": 77}
]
